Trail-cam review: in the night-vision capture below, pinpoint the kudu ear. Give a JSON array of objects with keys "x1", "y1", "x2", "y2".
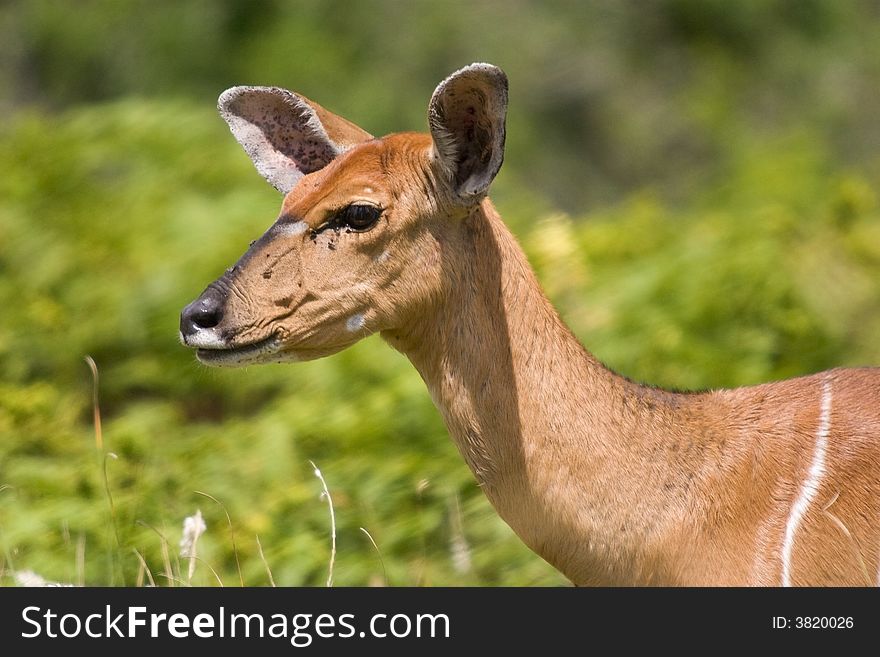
[
  {"x1": 428, "y1": 63, "x2": 508, "y2": 202},
  {"x1": 218, "y1": 86, "x2": 373, "y2": 194}
]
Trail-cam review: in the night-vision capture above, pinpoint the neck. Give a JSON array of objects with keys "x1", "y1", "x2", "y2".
[{"x1": 383, "y1": 200, "x2": 706, "y2": 585}]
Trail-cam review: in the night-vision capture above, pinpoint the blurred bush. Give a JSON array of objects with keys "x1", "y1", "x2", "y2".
[
  {"x1": 0, "y1": 0, "x2": 878, "y2": 585},
  {"x1": 2, "y1": 0, "x2": 878, "y2": 210}
]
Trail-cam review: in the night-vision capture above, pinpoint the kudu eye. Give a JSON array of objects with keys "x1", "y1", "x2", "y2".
[{"x1": 335, "y1": 204, "x2": 382, "y2": 231}]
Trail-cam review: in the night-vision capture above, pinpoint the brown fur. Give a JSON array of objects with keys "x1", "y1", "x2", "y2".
[{"x1": 182, "y1": 65, "x2": 880, "y2": 586}]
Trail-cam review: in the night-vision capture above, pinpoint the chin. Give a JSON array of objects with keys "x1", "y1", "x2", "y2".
[{"x1": 195, "y1": 343, "x2": 353, "y2": 367}]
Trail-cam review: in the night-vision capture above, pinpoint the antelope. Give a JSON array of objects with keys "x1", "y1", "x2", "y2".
[{"x1": 180, "y1": 63, "x2": 880, "y2": 586}]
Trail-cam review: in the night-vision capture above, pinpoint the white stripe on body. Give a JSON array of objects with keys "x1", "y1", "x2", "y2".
[{"x1": 780, "y1": 378, "x2": 833, "y2": 587}]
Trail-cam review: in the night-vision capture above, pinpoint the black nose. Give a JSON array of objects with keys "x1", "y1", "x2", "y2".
[{"x1": 180, "y1": 287, "x2": 226, "y2": 337}]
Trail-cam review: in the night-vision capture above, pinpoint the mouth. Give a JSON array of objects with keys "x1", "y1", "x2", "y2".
[{"x1": 194, "y1": 334, "x2": 282, "y2": 367}]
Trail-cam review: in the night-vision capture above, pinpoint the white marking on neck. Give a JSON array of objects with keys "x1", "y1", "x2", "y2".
[
  {"x1": 274, "y1": 221, "x2": 308, "y2": 237},
  {"x1": 781, "y1": 378, "x2": 833, "y2": 586},
  {"x1": 345, "y1": 313, "x2": 365, "y2": 332}
]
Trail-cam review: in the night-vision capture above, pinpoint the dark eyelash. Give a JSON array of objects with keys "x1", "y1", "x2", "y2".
[
  {"x1": 334, "y1": 204, "x2": 382, "y2": 231},
  {"x1": 309, "y1": 204, "x2": 383, "y2": 240}
]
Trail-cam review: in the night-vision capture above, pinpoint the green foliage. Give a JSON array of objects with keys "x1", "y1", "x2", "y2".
[
  {"x1": 1, "y1": 1, "x2": 879, "y2": 586},
  {"x1": 542, "y1": 146, "x2": 880, "y2": 390},
  {"x1": 3, "y1": 1, "x2": 879, "y2": 210}
]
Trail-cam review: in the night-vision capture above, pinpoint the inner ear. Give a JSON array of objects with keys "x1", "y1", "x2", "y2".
[
  {"x1": 219, "y1": 86, "x2": 373, "y2": 194},
  {"x1": 428, "y1": 63, "x2": 508, "y2": 201}
]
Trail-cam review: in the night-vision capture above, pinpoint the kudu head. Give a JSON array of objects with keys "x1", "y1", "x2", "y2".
[{"x1": 180, "y1": 63, "x2": 508, "y2": 365}]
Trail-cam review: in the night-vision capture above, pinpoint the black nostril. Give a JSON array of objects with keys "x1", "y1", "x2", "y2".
[
  {"x1": 191, "y1": 304, "x2": 222, "y2": 329},
  {"x1": 180, "y1": 287, "x2": 227, "y2": 337}
]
